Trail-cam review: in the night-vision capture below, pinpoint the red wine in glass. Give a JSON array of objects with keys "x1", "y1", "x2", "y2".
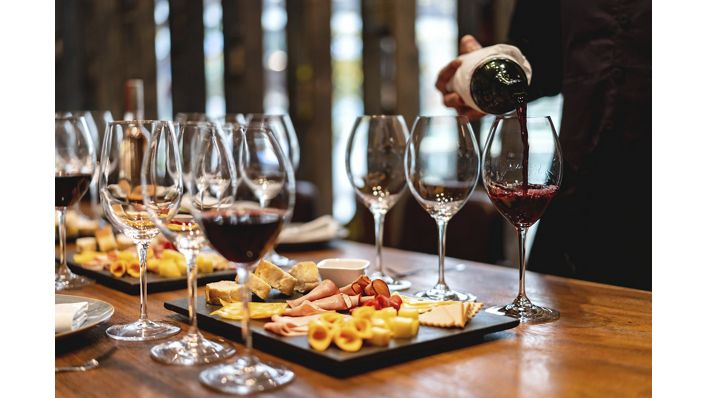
[
  {"x1": 55, "y1": 173, "x2": 92, "y2": 207},
  {"x1": 200, "y1": 209, "x2": 284, "y2": 263},
  {"x1": 486, "y1": 183, "x2": 558, "y2": 228}
]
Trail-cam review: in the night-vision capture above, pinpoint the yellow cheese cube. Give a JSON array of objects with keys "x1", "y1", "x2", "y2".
[
  {"x1": 397, "y1": 308, "x2": 419, "y2": 321},
  {"x1": 366, "y1": 326, "x2": 392, "y2": 347},
  {"x1": 196, "y1": 254, "x2": 214, "y2": 273},
  {"x1": 161, "y1": 249, "x2": 183, "y2": 261},
  {"x1": 389, "y1": 316, "x2": 418, "y2": 338},
  {"x1": 372, "y1": 307, "x2": 397, "y2": 327},
  {"x1": 158, "y1": 260, "x2": 182, "y2": 278}
]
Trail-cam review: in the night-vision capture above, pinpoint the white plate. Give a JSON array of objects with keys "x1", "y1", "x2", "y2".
[{"x1": 55, "y1": 294, "x2": 114, "y2": 339}]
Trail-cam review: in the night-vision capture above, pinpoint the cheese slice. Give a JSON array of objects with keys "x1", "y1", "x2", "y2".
[{"x1": 419, "y1": 302, "x2": 484, "y2": 328}]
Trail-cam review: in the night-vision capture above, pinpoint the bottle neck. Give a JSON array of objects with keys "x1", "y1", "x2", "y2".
[{"x1": 124, "y1": 80, "x2": 144, "y2": 120}]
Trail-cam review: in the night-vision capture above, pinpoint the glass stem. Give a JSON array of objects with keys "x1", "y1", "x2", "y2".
[
  {"x1": 436, "y1": 219, "x2": 449, "y2": 288},
  {"x1": 516, "y1": 227, "x2": 529, "y2": 301},
  {"x1": 373, "y1": 210, "x2": 387, "y2": 276},
  {"x1": 136, "y1": 241, "x2": 150, "y2": 321},
  {"x1": 237, "y1": 265, "x2": 253, "y2": 357},
  {"x1": 56, "y1": 207, "x2": 68, "y2": 274},
  {"x1": 184, "y1": 249, "x2": 199, "y2": 335}
]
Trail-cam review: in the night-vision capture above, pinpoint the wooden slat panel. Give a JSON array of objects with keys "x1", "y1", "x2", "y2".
[
  {"x1": 75, "y1": 0, "x2": 158, "y2": 118},
  {"x1": 55, "y1": 0, "x2": 84, "y2": 111},
  {"x1": 286, "y1": 0, "x2": 333, "y2": 215},
  {"x1": 169, "y1": 0, "x2": 206, "y2": 114},
  {"x1": 391, "y1": 0, "x2": 419, "y2": 127},
  {"x1": 119, "y1": 0, "x2": 158, "y2": 119},
  {"x1": 79, "y1": 0, "x2": 123, "y2": 117},
  {"x1": 222, "y1": 0, "x2": 264, "y2": 113}
]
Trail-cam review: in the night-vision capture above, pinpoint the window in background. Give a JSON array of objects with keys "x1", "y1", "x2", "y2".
[
  {"x1": 203, "y1": 0, "x2": 225, "y2": 118},
  {"x1": 416, "y1": 0, "x2": 457, "y2": 117},
  {"x1": 331, "y1": 0, "x2": 363, "y2": 224},
  {"x1": 414, "y1": 0, "x2": 458, "y2": 182},
  {"x1": 154, "y1": 0, "x2": 172, "y2": 120},
  {"x1": 263, "y1": 0, "x2": 288, "y2": 114}
]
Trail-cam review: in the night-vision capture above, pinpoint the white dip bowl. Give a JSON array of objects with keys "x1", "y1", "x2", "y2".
[{"x1": 317, "y1": 258, "x2": 370, "y2": 288}]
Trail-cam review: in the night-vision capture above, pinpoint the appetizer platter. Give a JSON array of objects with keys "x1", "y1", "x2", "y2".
[
  {"x1": 164, "y1": 259, "x2": 519, "y2": 377},
  {"x1": 64, "y1": 226, "x2": 237, "y2": 295}
]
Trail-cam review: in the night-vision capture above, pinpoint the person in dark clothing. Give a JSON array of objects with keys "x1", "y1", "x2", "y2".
[{"x1": 436, "y1": 0, "x2": 651, "y2": 290}]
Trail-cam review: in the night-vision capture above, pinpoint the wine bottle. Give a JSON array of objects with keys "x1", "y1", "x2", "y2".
[
  {"x1": 446, "y1": 44, "x2": 532, "y2": 115},
  {"x1": 123, "y1": 79, "x2": 144, "y2": 120}
]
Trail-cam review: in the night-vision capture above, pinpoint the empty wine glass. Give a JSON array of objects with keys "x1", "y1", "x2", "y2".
[
  {"x1": 55, "y1": 115, "x2": 96, "y2": 290},
  {"x1": 345, "y1": 115, "x2": 411, "y2": 291},
  {"x1": 246, "y1": 114, "x2": 299, "y2": 267},
  {"x1": 143, "y1": 121, "x2": 236, "y2": 365},
  {"x1": 405, "y1": 116, "x2": 480, "y2": 301},
  {"x1": 482, "y1": 115, "x2": 562, "y2": 323},
  {"x1": 99, "y1": 120, "x2": 181, "y2": 340},
  {"x1": 195, "y1": 125, "x2": 295, "y2": 394}
]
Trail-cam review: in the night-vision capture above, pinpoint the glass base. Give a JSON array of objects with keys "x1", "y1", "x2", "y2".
[
  {"x1": 415, "y1": 284, "x2": 476, "y2": 302},
  {"x1": 150, "y1": 332, "x2": 236, "y2": 366},
  {"x1": 267, "y1": 250, "x2": 297, "y2": 268},
  {"x1": 486, "y1": 295, "x2": 559, "y2": 324},
  {"x1": 106, "y1": 319, "x2": 181, "y2": 341},
  {"x1": 55, "y1": 268, "x2": 93, "y2": 291},
  {"x1": 199, "y1": 355, "x2": 295, "y2": 395},
  {"x1": 369, "y1": 271, "x2": 411, "y2": 291}
]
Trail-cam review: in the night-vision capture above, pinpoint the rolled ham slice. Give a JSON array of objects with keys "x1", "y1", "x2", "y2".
[
  {"x1": 287, "y1": 279, "x2": 338, "y2": 309},
  {"x1": 283, "y1": 300, "x2": 328, "y2": 317},
  {"x1": 310, "y1": 293, "x2": 358, "y2": 311},
  {"x1": 264, "y1": 313, "x2": 327, "y2": 336},
  {"x1": 264, "y1": 321, "x2": 308, "y2": 336}
]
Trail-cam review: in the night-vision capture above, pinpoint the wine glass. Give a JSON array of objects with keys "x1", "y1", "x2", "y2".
[
  {"x1": 55, "y1": 115, "x2": 96, "y2": 290},
  {"x1": 245, "y1": 114, "x2": 299, "y2": 267},
  {"x1": 195, "y1": 125, "x2": 295, "y2": 394},
  {"x1": 143, "y1": 121, "x2": 236, "y2": 365},
  {"x1": 99, "y1": 120, "x2": 182, "y2": 340},
  {"x1": 482, "y1": 115, "x2": 562, "y2": 323},
  {"x1": 405, "y1": 116, "x2": 480, "y2": 301},
  {"x1": 345, "y1": 115, "x2": 411, "y2": 291}
]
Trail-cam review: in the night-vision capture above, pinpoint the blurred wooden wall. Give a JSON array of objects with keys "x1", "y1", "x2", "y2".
[{"x1": 56, "y1": 0, "x2": 157, "y2": 118}]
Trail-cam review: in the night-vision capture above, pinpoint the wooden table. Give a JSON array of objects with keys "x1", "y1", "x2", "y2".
[{"x1": 55, "y1": 241, "x2": 651, "y2": 397}]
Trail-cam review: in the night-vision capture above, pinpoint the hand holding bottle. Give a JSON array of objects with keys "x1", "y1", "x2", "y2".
[{"x1": 435, "y1": 35, "x2": 485, "y2": 121}]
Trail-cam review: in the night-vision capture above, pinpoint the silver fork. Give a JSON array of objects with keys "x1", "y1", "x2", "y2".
[{"x1": 55, "y1": 346, "x2": 117, "y2": 373}]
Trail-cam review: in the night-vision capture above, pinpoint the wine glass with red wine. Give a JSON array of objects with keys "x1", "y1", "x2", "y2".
[
  {"x1": 99, "y1": 121, "x2": 181, "y2": 341},
  {"x1": 482, "y1": 115, "x2": 562, "y2": 323},
  {"x1": 143, "y1": 121, "x2": 236, "y2": 365},
  {"x1": 405, "y1": 116, "x2": 480, "y2": 301},
  {"x1": 195, "y1": 125, "x2": 295, "y2": 394},
  {"x1": 245, "y1": 113, "x2": 299, "y2": 268},
  {"x1": 345, "y1": 115, "x2": 412, "y2": 291},
  {"x1": 55, "y1": 115, "x2": 96, "y2": 290}
]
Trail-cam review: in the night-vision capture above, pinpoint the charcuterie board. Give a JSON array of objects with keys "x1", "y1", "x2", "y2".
[{"x1": 164, "y1": 296, "x2": 519, "y2": 377}]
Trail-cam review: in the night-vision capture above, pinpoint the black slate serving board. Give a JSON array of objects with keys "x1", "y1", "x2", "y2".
[
  {"x1": 64, "y1": 252, "x2": 237, "y2": 295},
  {"x1": 164, "y1": 297, "x2": 519, "y2": 377}
]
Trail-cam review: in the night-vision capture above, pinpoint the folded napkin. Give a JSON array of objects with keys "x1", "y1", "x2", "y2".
[
  {"x1": 56, "y1": 302, "x2": 89, "y2": 334},
  {"x1": 278, "y1": 215, "x2": 344, "y2": 244}
]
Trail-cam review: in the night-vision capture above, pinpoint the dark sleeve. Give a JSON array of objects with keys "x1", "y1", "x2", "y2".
[{"x1": 507, "y1": 0, "x2": 563, "y2": 101}]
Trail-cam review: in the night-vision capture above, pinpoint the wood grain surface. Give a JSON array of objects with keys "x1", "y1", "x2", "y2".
[{"x1": 55, "y1": 241, "x2": 651, "y2": 398}]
